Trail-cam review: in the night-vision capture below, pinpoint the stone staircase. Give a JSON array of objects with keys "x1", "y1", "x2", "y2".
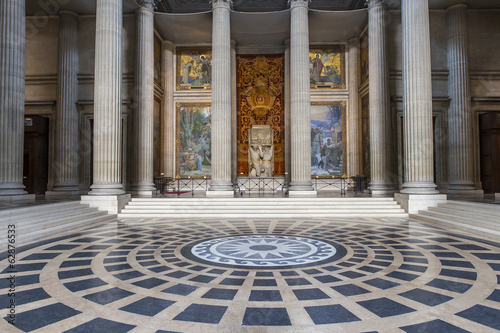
[
  {"x1": 0, "y1": 201, "x2": 116, "y2": 249},
  {"x1": 411, "y1": 200, "x2": 500, "y2": 239},
  {"x1": 118, "y1": 197, "x2": 408, "y2": 219}
]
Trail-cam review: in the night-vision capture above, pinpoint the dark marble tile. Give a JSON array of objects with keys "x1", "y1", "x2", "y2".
[
  {"x1": 166, "y1": 271, "x2": 190, "y2": 278},
  {"x1": 242, "y1": 307, "x2": 291, "y2": 326},
  {"x1": 256, "y1": 271, "x2": 274, "y2": 277},
  {"x1": 69, "y1": 251, "x2": 100, "y2": 258},
  {"x1": 71, "y1": 237, "x2": 102, "y2": 243},
  {"x1": 0, "y1": 287, "x2": 50, "y2": 306},
  {"x1": 230, "y1": 270, "x2": 249, "y2": 276},
  {"x1": 285, "y1": 278, "x2": 312, "y2": 286},
  {"x1": 219, "y1": 278, "x2": 245, "y2": 286},
  {"x1": 84, "y1": 287, "x2": 134, "y2": 305},
  {"x1": 162, "y1": 283, "x2": 198, "y2": 296},
  {"x1": 280, "y1": 271, "x2": 299, "y2": 276},
  {"x1": 369, "y1": 260, "x2": 392, "y2": 267},
  {"x1": 174, "y1": 304, "x2": 227, "y2": 324},
  {"x1": 399, "y1": 288, "x2": 453, "y2": 306},
  {"x1": 189, "y1": 265, "x2": 207, "y2": 272},
  {"x1": 2, "y1": 262, "x2": 46, "y2": 273},
  {"x1": 432, "y1": 251, "x2": 464, "y2": 258},
  {"x1": 487, "y1": 289, "x2": 500, "y2": 302},
  {"x1": 358, "y1": 298, "x2": 416, "y2": 318},
  {"x1": 363, "y1": 278, "x2": 400, "y2": 290},
  {"x1": 105, "y1": 263, "x2": 132, "y2": 272},
  {"x1": 472, "y1": 253, "x2": 500, "y2": 260},
  {"x1": 249, "y1": 290, "x2": 283, "y2": 301},
  {"x1": 149, "y1": 266, "x2": 172, "y2": 273},
  {"x1": 133, "y1": 277, "x2": 168, "y2": 289},
  {"x1": 119, "y1": 296, "x2": 175, "y2": 316},
  {"x1": 488, "y1": 263, "x2": 500, "y2": 271},
  {"x1": 357, "y1": 266, "x2": 382, "y2": 273},
  {"x1": 453, "y1": 244, "x2": 488, "y2": 251},
  {"x1": 0, "y1": 274, "x2": 39, "y2": 288},
  {"x1": 202, "y1": 288, "x2": 238, "y2": 300},
  {"x1": 457, "y1": 305, "x2": 500, "y2": 330},
  {"x1": 207, "y1": 268, "x2": 227, "y2": 275},
  {"x1": 404, "y1": 257, "x2": 428, "y2": 264},
  {"x1": 332, "y1": 284, "x2": 370, "y2": 296},
  {"x1": 64, "y1": 277, "x2": 107, "y2": 292},
  {"x1": 60, "y1": 260, "x2": 92, "y2": 268},
  {"x1": 305, "y1": 304, "x2": 360, "y2": 324},
  {"x1": 440, "y1": 269, "x2": 477, "y2": 281},
  {"x1": 322, "y1": 265, "x2": 341, "y2": 272},
  {"x1": 10, "y1": 303, "x2": 81, "y2": 332},
  {"x1": 45, "y1": 244, "x2": 79, "y2": 251},
  {"x1": 399, "y1": 264, "x2": 427, "y2": 273},
  {"x1": 314, "y1": 275, "x2": 342, "y2": 283},
  {"x1": 293, "y1": 288, "x2": 330, "y2": 300},
  {"x1": 58, "y1": 268, "x2": 94, "y2": 279},
  {"x1": 339, "y1": 271, "x2": 366, "y2": 279},
  {"x1": 64, "y1": 318, "x2": 135, "y2": 333},
  {"x1": 303, "y1": 269, "x2": 322, "y2": 275},
  {"x1": 22, "y1": 252, "x2": 61, "y2": 260},
  {"x1": 399, "y1": 251, "x2": 424, "y2": 257},
  {"x1": 103, "y1": 257, "x2": 128, "y2": 264},
  {"x1": 190, "y1": 275, "x2": 216, "y2": 283},
  {"x1": 253, "y1": 279, "x2": 277, "y2": 287},
  {"x1": 113, "y1": 271, "x2": 145, "y2": 280},
  {"x1": 426, "y1": 278, "x2": 472, "y2": 294},
  {"x1": 439, "y1": 259, "x2": 475, "y2": 268},
  {"x1": 400, "y1": 319, "x2": 470, "y2": 333},
  {"x1": 386, "y1": 271, "x2": 419, "y2": 281}
]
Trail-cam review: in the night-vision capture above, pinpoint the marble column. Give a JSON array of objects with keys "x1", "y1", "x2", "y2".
[
  {"x1": 88, "y1": 0, "x2": 125, "y2": 196},
  {"x1": 447, "y1": 4, "x2": 479, "y2": 194},
  {"x1": 395, "y1": 0, "x2": 447, "y2": 214},
  {"x1": 347, "y1": 37, "x2": 362, "y2": 177},
  {"x1": 130, "y1": 0, "x2": 155, "y2": 197},
  {"x1": 0, "y1": 0, "x2": 29, "y2": 198},
  {"x1": 48, "y1": 11, "x2": 80, "y2": 196},
  {"x1": 289, "y1": 0, "x2": 315, "y2": 194},
  {"x1": 162, "y1": 40, "x2": 175, "y2": 179},
  {"x1": 367, "y1": 0, "x2": 394, "y2": 195},
  {"x1": 208, "y1": 0, "x2": 233, "y2": 194}
]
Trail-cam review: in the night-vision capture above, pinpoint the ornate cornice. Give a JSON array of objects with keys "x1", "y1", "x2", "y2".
[{"x1": 289, "y1": 0, "x2": 310, "y2": 9}]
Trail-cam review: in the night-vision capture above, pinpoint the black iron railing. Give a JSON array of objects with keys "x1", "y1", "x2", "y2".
[
  {"x1": 312, "y1": 175, "x2": 368, "y2": 195},
  {"x1": 235, "y1": 177, "x2": 288, "y2": 196},
  {"x1": 153, "y1": 176, "x2": 208, "y2": 196}
]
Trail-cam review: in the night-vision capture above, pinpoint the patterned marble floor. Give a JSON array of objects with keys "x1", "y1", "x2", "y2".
[{"x1": 1, "y1": 216, "x2": 500, "y2": 332}]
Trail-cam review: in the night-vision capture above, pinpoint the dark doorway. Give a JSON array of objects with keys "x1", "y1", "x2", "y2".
[
  {"x1": 479, "y1": 112, "x2": 500, "y2": 194},
  {"x1": 23, "y1": 115, "x2": 49, "y2": 194}
]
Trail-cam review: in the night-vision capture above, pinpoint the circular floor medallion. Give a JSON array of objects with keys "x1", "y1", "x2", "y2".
[{"x1": 188, "y1": 235, "x2": 339, "y2": 268}]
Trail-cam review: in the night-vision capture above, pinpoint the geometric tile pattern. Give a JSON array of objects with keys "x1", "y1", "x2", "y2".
[{"x1": 1, "y1": 217, "x2": 500, "y2": 332}]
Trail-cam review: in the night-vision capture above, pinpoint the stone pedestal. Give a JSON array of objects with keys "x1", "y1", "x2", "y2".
[
  {"x1": 495, "y1": 193, "x2": 500, "y2": 201},
  {"x1": 0, "y1": 0, "x2": 29, "y2": 198},
  {"x1": 289, "y1": 0, "x2": 315, "y2": 195},
  {"x1": 368, "y1": 0, "x2": 395, "y2": 195},
  {"x1": 130, "y1": 1, "x2": 155, "y2": 197},
  {"x1": 81, "y1": 194, "x2": 130, "y2": 214},
  {"x1": 47, "y1": 11, "x2": 80, "y2": 197},
  {"x1": 395, "y1": 193, "x2": 447, "y2": 214},
  {"x1": 208, "y1": 0, "x2": 233, "y2": 193}
]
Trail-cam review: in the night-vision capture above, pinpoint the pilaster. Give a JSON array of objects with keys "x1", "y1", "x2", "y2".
[
  {"x1": 367, "y1": 0, "x2": 395, "y2": 195},
  {"x1": 207, "y1": 0, "x2": 234, "y2": 195},
  {"x1": 130, "y1": 1, "x2": 156, "y2": 197},
  {"x1": 47, "y1": 11, "x2": 80, "y2": 197},
  {"x1": 0, "y1": 0, "x2": 33, "y2": 200},
  {"x1": 347, "y1": 37, "x2": 362, "y2": 177},
  {"x1": 289, "y1": 0, "x2": 315, "y2": 194}
]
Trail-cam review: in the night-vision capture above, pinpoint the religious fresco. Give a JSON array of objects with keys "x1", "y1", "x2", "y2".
[
  {"x1": 176, "y1": 103, "x2": 211, "y2": 177},
  {"x1": 237, "y1": 55, "x2": 285, "y2": 176},
  {"x1": 360, "y1": 32, "x2": 369, "y2": 84},
  {"x1": 311, "y1": 102, "x2": 347, "y2": 176},
  {"x1": 309, "y1": 46, "x2": 346, "y2": 89},
  {"x1": 154, "y1": 34, "x2": 162, "y2": 85},
  {"x1": 176, "y1": 47, "x2": 212, "y2": 90},
  {"x1": 361, "y1": 94, "x2": 370, "y2": 178}
]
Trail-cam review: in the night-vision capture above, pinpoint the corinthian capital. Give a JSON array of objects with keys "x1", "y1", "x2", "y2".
[
  {"x1": 138, "y1": 0, "x2": 155, "y2": 10},
  {"x1": 212, "y1": 0, "x2": 232, "y2": 10},
  {"x1": 289, "y1": 0, "x2": 310, "y2": 9}
]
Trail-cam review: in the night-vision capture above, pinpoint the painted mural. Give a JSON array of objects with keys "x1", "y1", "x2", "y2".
[
  {"x1": 311, "y1": 102, "x2": 346, "y2": 176},
  {"x1": 361, "y1": 94, "x2": 370, "y2": 178},
  {"x1": 176, "y1": 104, "x2": 211, "y2": 177},
  {"x1": 237, "y1": 55, "x2": 285, "y2": 176},
  {"x1": 176, "y1": 47, "x2": 212, "y2": 90},
  {"x1": 154, "y1": 34, "x2": 162, "y2": 85},
  {"x1": 360, "y1": 32, "x2": 369, "y2": 84},
  {"x1": 309, "y1": 46, "x2": 346, "y2": 89}
]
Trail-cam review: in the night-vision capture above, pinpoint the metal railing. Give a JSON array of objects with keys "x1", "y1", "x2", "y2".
[
  {"x1": 312, "y1": 175, "x2": 368, "y2": 195},
  {"x1": 235, "y1": 177, "x2": 288, "y2": 196},
  {"x1": 154, "y1": 176, "x2": 208, "y2": 196}
]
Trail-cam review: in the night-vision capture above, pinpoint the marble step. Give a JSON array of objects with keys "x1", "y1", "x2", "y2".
[
  {"x1": 0, "y1": 201, "x2": 81, "y2": 219},
  {"x1": 417, "y1": 209, "x2": 500, "y2": 231},
  {"x1": 426, "y1": 206, "x2": 500, "y2": 224},
  {"x1": 119, "y1": 212, "x2": 409, "y2": 218},
  {"x1": 0, "y1": 206, "x2": 109, "y2": 226},
  {"x1": 131, "y1": 197, "x2": 397, "y2": 202},
  {"x1": 440, "y1": 201, "x2": 500, "y2": 215}
]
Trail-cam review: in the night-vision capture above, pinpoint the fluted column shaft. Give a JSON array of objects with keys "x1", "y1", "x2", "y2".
[
  {"x1": 401, "y1": 0, "x2": 438, "y2": 194},
  {"x1": 347, "y1": 38, "x2": 361, "y2": 177},
  {"x1": 447, "y1": 4, "x2": 476, "y2": 191},
  {"x1": 52, "y1": 11, "x2": 80, "y2": 193},
  {"x1": 90, "y1": 0, "x2": 125, "y2": 195},
  {"x1": 368, "y1": 0, "x2": 394, "y2": 194},
  {"x1": 209, "y1": 0, "x2": 233, "y2": 192},
  {"x1": 131, "y1": 1, "x2": 155, "y2": 196},
  {"x1": 289, "y1": 0, "x2": 314, "y2": 192},
  {"x1": 0, "y1": 0, "x2": 26, "y2": 196}
]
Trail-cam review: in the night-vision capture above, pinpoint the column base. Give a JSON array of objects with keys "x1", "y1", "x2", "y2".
[
  {"x1": 130, "y1": 183, "x2": 156, "y2": 198},
  {"x1": 288, "y1": 190, "x2": 317, "y2": 197},
  {"x1": 0, "y1": 183, "x2": 29, "y2": 196},
  {"x1": 369, "y1": 181, "x2": 396, "y2": 196},
  {"x1": 45, "y1": 190, "x2": 81, "y2": 198},
  {"x1": 206, "y1": 190, "x2": 234, "y2": 197},
  {"x1": 401, "y1": 181, "x2": 439, "y2": 195},
  {"x1": 89, "y1": 183, "x2": 126, "y2": 196},
  {"x1": 496, "y1": 193, "x2": 500, "y2": 201},
  {"x1": 395, "y1": 193, "x2": 447, "y2": 214},
  {"x1": 208, "y1": 180, "x2": 234, "y2": 192},
  {"x1": 81, "y1": 194, "x2": 131, "y2": 214},
  {"x1": 289, "y1": 180, "x2": 315, "y2": 192},
  {"x1": 0, "y1": 194, "x2": 36, "y2": 202}
]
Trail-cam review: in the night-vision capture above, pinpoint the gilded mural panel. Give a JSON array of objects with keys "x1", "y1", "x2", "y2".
[
  {"x1": 154, "y1": 34, "x2": 162, "y2": 85},
  {"x1": 176, "y1": 103, "x2": 212, "y2": 177},
  {"x1": 309, "y1": 46, "x2": 346, "y2": 89},
  {"x1": 176, "y1": 47, "x2": 212, "y2": 90},
  {"x1": 360, "y1": 32, "x2": 369, "y2": 84},
  {"x1": 311, "y1": 102, "x2": 347, "y2": 176},
  {"x1": 237, "y1": 55, "x2": 285, "y2": 176}
]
